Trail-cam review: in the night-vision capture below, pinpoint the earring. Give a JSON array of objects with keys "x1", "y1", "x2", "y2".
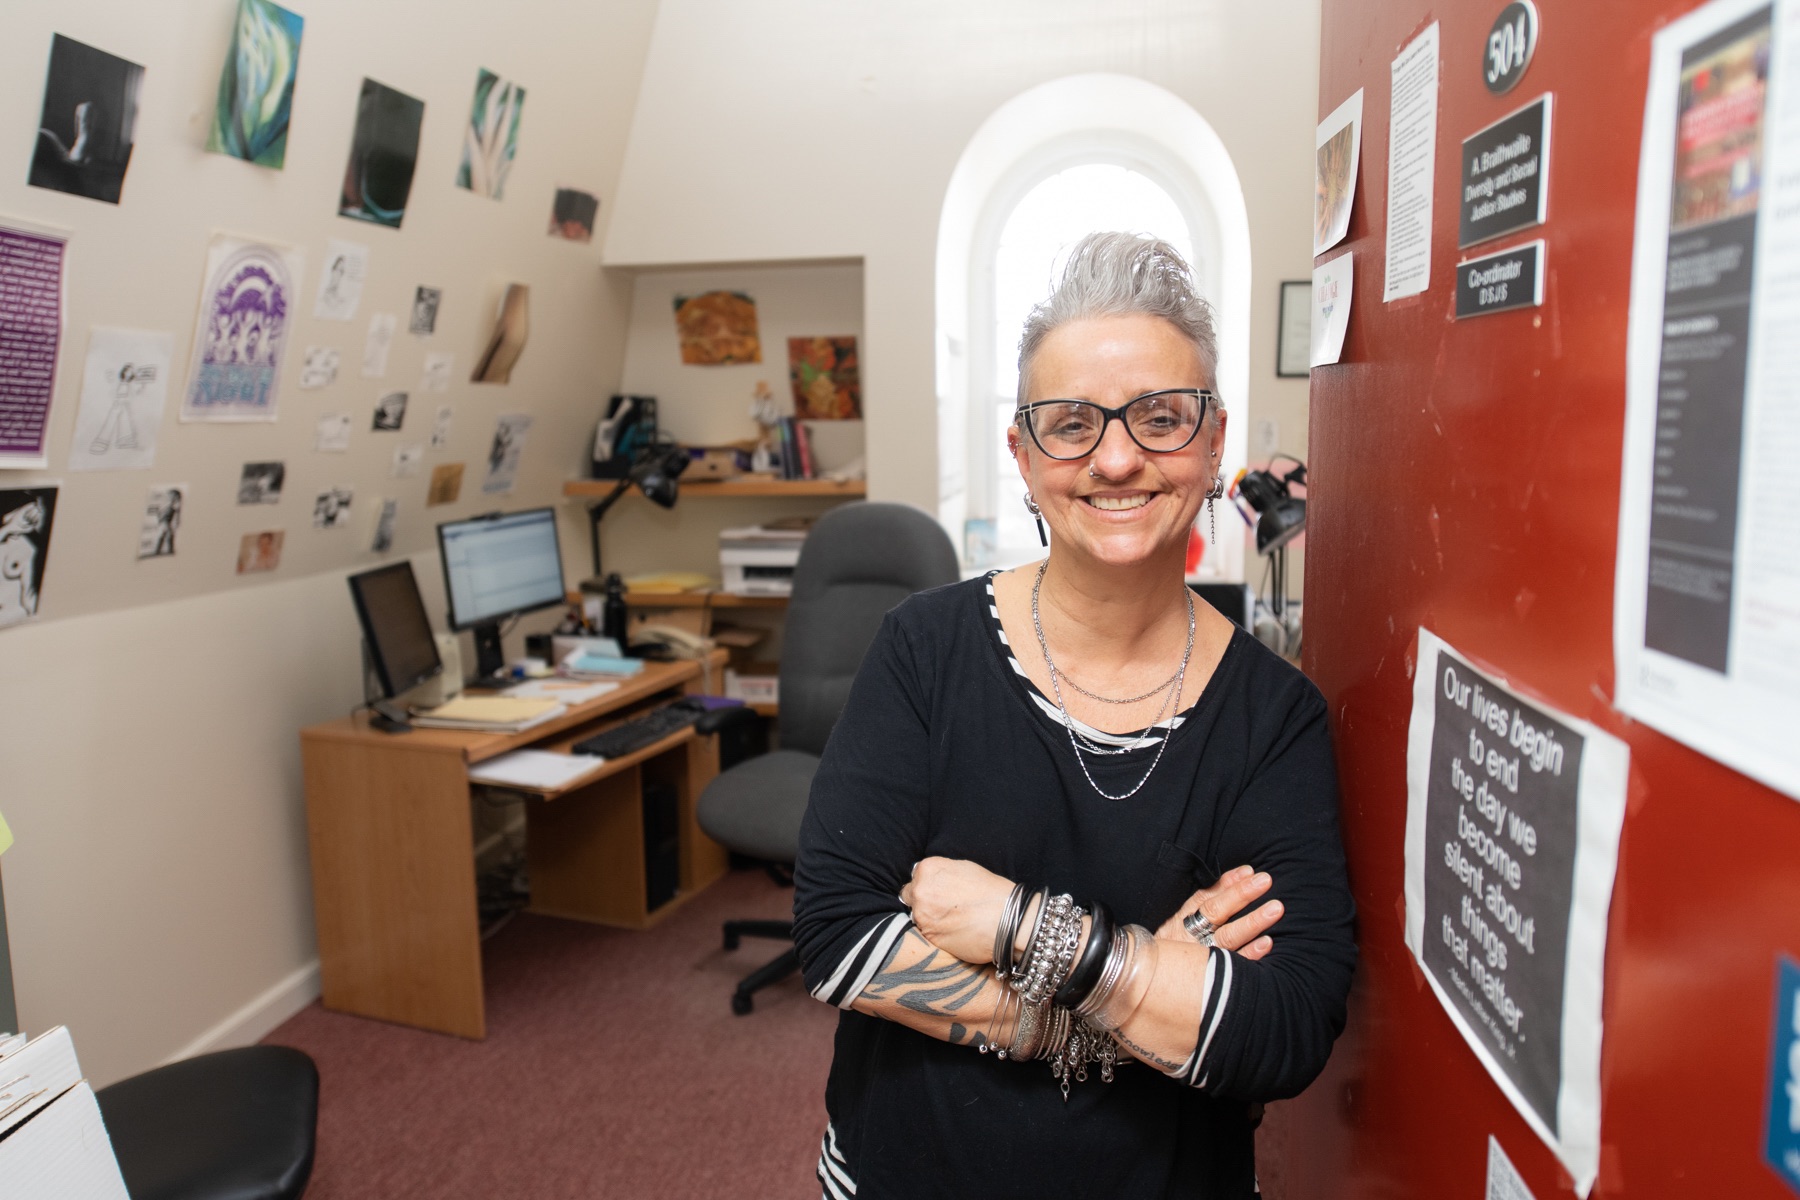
[
  {"x1": 1024, "y1": 491, "x2": 1048, "y2": 547},
  {"x1": 1205, "y1": 475, "x2": 1225, "y2": 545}
]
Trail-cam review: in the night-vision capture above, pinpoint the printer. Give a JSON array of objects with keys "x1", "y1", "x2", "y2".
[{"x1": 720, "y1": 525, "x2": 808, "y2": 596}]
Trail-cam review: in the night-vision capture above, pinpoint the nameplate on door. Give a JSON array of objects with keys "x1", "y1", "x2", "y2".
[{"x1": 1455, "y1": 241, "x2": 1545, "y2": 319}]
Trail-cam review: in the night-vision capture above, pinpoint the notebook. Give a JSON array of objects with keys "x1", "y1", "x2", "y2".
[{"x1": 410, "y1": 695, "x2": 566, "y2": 732}]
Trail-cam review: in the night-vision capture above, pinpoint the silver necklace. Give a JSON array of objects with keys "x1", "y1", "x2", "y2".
[{"x1": 1030, "y1": 561, "x2": 1195, "y2": 801}]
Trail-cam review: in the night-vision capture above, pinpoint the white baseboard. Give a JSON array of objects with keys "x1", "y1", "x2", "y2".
[{"x1": 162, "y1": 959, "x2": 320, "y2": 1066}]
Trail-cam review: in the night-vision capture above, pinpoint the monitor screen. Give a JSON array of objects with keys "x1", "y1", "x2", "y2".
[
  {"x1": 347, "y1": 562, "x2": 444, "y2": 698},
  {"x1": 437, "y1": 507, "x2": 566, "y2": 630}
]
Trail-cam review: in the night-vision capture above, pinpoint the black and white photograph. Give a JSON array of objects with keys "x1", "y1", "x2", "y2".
[
  {"x1": 410, "y1": 286, "x2": 442, "y2": 335},
  {"x1": 237, "y1": 460, "x2": 286, "y2": 504},
  {"x1": 29, "y1": 34, "x2": 143, "y2": 205},
  {"x1": 372, "y1": 391, "x2": 408, "y2": 431},
  {"x1": 0, "y1": 486, "x2": 57, "y2": 629},
  {"x1": 136, "y1": 484, "x2": 184, "y2": 559},
  {"x1": 312, "y1": 486, "x2": 354, "y2": 529},
  {"x1": 370, "y1": 497, "x2": 398, "y2": 554}
]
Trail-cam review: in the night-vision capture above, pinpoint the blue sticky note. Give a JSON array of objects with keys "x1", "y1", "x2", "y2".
[{"x1": 1767, "y1": 956, "x2": 1800, "y2": 1194}]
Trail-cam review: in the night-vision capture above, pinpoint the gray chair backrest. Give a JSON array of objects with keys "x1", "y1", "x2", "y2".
[{"x1": 778, "y1": 502, "x2": 960, "y2": 756}]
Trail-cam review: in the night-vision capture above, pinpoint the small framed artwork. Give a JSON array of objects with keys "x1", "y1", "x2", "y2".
[{"x1": 1277, "y1": 280, "x2": 1312, "y2": 378}]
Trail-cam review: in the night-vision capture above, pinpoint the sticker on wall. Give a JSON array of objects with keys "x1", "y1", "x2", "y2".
[
  {"x1": 482, "y1": 415, "x2": 531, "y2": 494},
  {"x1": 430, "y1": 404, "x2": 453, "y2": 450},
  {"x1": 340, "y1": 79, "x2": 424, "y2": 229},
  {"x1": 0, "y1": 219, "x2": 68, "y2": 469},
  {"x1": 314, "y1": 412, "x2": 351, "y2": 453},
  {"x1": 1404, "y1": 629, "x2": 1628, "y2": 1195},
  {"x1": 421, "y1": 352, "x2": 453, "y2": 394},
  {"x1": 391, "y1": 442, "x2": 423, "y2": 477},
  {"x1": 369, "y1": 497, "x2": 398, "y2": 554},
  {"x1": 362, "y1": 312, "x2": 396, "y2": 377},
  {"x1": 1767, "y1": 957, "x2": 1800, "y2": 1192},
  {"x1": 673, "y1": 291, "x2": 761, "y2": 365},
  {"x1": 549, "y1": 187, "x2": 598, "y2": 242},
  {"x1": 136, "y1": 484, "x2": 184, "y2": 559},
  {"x1": 206, "y1": 0, "x2": 303, "y2": 169},
  {"x1": 67, "y1": 327, "x2": 170, "y2": 472},
  {"x1": 456, "y1": 69, "x2": 526, "y2": 199},
  {"x1": 1314, "y1": 89, "x2": 1363, "y2": 256},
  {"x1": 29, "y1": 34, "x2": 143, "y2": 205},
  {"x1": 312, "y1": 486, "x2": 353, "y2": 529},
  {"x1": 1384, "y1": 23, "x2": 1439, "y2": 302},
  {"x1": 372, "y1": 391, "x2": 407, "y2": 430},
  {"x1": 1310, "y1": 252, "x2": 1353, "y2": 367},
  {"x1": 427, "y1": 462, "x2": 464, "y2": 506},
  {"x1": 472, "y1": 285, "x2": 528, "y2": 384},
  {"x1": 313, "y1": 239, "x2": 368, "y2": 321},
  {"x1": 409, "y1": 286, "x2": 442, "y2": 336},
  {"x1": 236, "y1": 529, "x2": 283, "y2": 574},
  {"x1": 788, "y1": 336, "x2": 861, "y2": 419},
  {"x1": 181, "y1": 235, "x2": 303, "y2": 423},
  {"x1": 237, "y1": 460, "x2": 285, "y2": 504},
  {"x1": 1615, "y1": 0, "x2": 1799, "y2": 801},
  {"x1": 298, "y1": 346, "x2": 340, "y2": 389},
  {"x1": 0, "y1": 487, "x2": 58, "y2": 629}
]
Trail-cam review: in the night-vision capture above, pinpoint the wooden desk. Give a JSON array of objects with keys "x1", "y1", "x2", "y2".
[{"x1": 300, "y1": 658, "x2": 729, "y2": 1038}]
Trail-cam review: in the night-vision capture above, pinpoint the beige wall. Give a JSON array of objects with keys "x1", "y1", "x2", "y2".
[
  {"x1": 604, "y1": 0, "x2": 1321, "y2": 593},
  {"x1": 0, "y1": 0, "x2": 657, "y2": 1084}
]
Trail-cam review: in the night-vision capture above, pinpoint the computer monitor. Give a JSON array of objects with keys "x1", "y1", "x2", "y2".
[
  {"x1": 436, "y1": 507, "x2": 567, "y2": 682},
  {"x1": 347, "y1": 562, "x2": 444, "y2": 699}
]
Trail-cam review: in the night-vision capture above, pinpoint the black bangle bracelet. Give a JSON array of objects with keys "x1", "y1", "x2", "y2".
[
  {"x1": 1053, "y1": 901, "x2": 1114, "y2": 1010},
  {"x1": 1012, "y1": 887, "x2": 1050, "y2": 980},
  {"x1": 993, "y1": 882, "x2": 1030, "y2": 975}
]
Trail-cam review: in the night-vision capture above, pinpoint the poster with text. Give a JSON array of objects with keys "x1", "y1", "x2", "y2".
[
  {"x1": 1404, "y1": 629, "x2": 1627, "y2": 1196},
  {"x1": 0, "y1": 487, "x2": 57, "y2": 628},
  {"x1": 181, "y1": 235, "x2": 303, "y2": 422},
  {"x1": 67, "y1": 327, "x2": 170, "y2": 472},
  {"x1": 1616, "y1": 0, "x2": 1800, "y2": 801},
  {"x1": 0, "y1": 220, "x2": 68, "y2": 469}
]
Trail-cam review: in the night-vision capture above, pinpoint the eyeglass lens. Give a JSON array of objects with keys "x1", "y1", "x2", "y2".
[{"x1": 1027, "y1": 391, "x2": 1204, "y2": 459}]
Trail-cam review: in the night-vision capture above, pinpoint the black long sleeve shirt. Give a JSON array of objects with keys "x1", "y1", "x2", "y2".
[{"x1": 792, "y1": 575, "x2": 1356, "y2": 1199}]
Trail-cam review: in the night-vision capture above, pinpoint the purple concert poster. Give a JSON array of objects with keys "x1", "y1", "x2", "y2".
[
  {"x1": 0, "y1": 222, "x2": 68, "y2": 469},
  {"x1": 181, "y1": 235, "x2": 304, "y2": 422}
]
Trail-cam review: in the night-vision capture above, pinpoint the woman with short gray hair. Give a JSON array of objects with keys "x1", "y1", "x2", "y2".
[{"x1": 793, "y1": 232, "x2": 1355, "y2": 1198}]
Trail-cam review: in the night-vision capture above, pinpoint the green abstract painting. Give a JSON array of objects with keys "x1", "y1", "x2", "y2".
[
  {"x1": 456, "y1": 69, "x2": 525, "y2": 199},
  {"x1": 206, "y1": 0, "x2": 304, "y2": 169}
]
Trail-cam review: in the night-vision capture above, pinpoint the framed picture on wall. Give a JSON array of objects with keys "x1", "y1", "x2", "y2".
[{"x1": 1277, "y1": 280, "x2": 1311, "y2": 377}]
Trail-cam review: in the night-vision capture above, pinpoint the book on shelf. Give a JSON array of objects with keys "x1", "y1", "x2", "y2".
[{"x1": 794, "y1": 420, "x2": 816, "y2": 480}]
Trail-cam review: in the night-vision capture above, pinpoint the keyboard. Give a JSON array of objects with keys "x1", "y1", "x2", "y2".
[{"x1": 571, "y1": 700, "x2": 707, "y2": 759}]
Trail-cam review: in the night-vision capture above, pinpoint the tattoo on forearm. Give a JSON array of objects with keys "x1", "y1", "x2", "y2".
[
  {"x1": 1112, "y1": 1028, "x2": 1186, "y2": 1073},
  {"x1": 864, "y1": 930, "x2": 993, "y2": 1018}
]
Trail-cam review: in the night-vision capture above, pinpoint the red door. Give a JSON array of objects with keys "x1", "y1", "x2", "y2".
[{"x1": 1280, "y1": 1, "x2": 1800, "y2": 1196}]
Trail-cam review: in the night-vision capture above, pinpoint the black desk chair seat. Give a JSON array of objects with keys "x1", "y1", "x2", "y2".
[
  {"x1": 696, "y1": 502, "x2": 958, "y2": 1015},
  {"x1": 96, "y1": 1045, "x2": 318, "y2": 1200}
]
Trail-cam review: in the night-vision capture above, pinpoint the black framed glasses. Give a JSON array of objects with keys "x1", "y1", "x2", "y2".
[{"x1": 1016, "y1": 388, "x2": 1216, "y2": 460}]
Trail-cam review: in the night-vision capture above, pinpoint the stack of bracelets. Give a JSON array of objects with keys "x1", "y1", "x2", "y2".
[{"x1": 978, "y1": 882, "x2": 1163, "y2": 1099}]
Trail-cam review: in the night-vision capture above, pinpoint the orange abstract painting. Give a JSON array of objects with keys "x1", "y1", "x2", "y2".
[
  {"x1": 673, "y1": 291, "x2": 762, "y2": 365},
  {"x1": 787, "y1": 335, "x2": 861, "y2": 420}
]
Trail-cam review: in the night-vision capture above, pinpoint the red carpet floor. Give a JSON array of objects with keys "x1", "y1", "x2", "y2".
[{"x1": 265, "y1": 869, "x2": 836, "y2": 1199}]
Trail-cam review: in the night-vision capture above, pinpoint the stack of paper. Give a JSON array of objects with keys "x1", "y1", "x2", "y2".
[
  {"x1": 504, "y1": 678, "x2": 619, "y2": 706},
  {"x1": 468, "y1": 749, "x2": 610, "y2": 791},
  {"x1": 0, "y1": 1027, "x2": 130, "y2": 1198},
  {"x1": 410, "y1": 695, "x2": 566, "y2": 732},
  {"x1": 562, "y1": 648, "x2": 645, "y2": 679}
]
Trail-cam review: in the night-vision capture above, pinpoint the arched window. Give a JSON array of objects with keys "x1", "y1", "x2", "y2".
[{"x1": 936, "y1": 75, "x2": 1252, "y2": 582}]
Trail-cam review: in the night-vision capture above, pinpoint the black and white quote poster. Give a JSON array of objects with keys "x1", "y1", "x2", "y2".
[{"x1": 1405, "y1": 629, "x2": 1627, "y2": 1197}]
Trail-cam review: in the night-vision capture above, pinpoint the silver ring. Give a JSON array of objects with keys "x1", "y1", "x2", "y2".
[{"x1": 1182, "y1": 910, "x2": 1217, "y2": 946}]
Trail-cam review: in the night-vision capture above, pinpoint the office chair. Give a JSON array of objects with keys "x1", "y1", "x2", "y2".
[
  {"x1": 95, "y1": 1045, "x2": 319, "y2": 1199},
  {"x1": 697, "y1": 502, "x2": 959, "y2": 1014}
]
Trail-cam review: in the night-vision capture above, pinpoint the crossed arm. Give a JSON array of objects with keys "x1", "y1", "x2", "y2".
[{"x1": 849, "y1": 860, "x2": 1282, "y2": 1073}]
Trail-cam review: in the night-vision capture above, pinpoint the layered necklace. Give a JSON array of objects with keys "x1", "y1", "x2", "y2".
[{"x1": 1030, "y1": 560, "x2": 1196, "y2": 801}]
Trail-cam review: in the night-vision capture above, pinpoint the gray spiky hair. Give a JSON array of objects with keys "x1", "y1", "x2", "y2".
[{"x1": 1016, "y1": 231, "x2": 1218, "y2": 405}]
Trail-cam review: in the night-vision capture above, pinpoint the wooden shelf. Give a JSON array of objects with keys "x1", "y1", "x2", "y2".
[
  {"x1": 562, "y1": 476, "x2": 865, "y2": 499},
  {"x1": 624, "y1": 590, "x2": 787, "y2": 609}
]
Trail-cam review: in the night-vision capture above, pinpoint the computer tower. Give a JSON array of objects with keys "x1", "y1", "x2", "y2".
[{"x1": 642, "y1": 780, "x2": 681, "y2": 912}]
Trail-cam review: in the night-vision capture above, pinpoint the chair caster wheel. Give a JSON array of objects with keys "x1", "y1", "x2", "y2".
[
  {"x1": 724, "y1": 932, "x2": 741, "y2": 951},
  {"x1": 731, "y1": 992, "x2": 754, "y2": 1016}
]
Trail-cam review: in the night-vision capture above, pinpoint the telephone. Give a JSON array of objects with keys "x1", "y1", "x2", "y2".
[{"x1": 630, "y1": 622, "x2": 711, "y2": 659}]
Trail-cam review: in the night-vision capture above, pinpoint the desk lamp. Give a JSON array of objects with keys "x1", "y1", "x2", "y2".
[
  {"x1": 580, "y1": 440, "x2": 690, "y2": 592},
  {"x1": 1234, "y1": 456, "x2": 1307, "y2": 652}
]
